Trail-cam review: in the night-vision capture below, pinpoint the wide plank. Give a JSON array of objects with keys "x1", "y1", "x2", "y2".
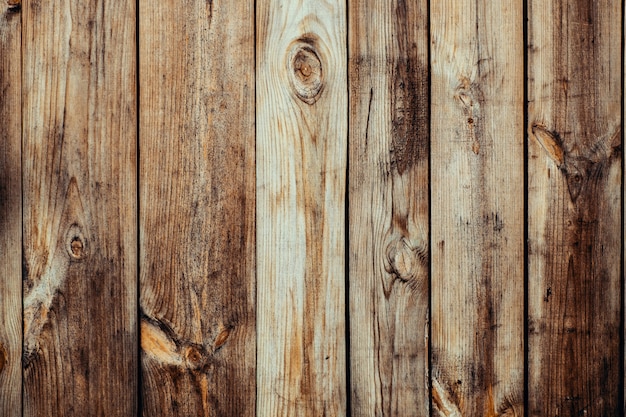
[
  {"x1": 430, "y1": 0, "x2": 524, "y2": 415},
  {"x1": 139, "y1": 0, "x2": 256, "y2": 415},
  {"x1": 21, "y1": 0, "x2": 137, "y2": 413},
  {"x1": 527, "y1": 0, "x2": 622, "y2": 415},
  {"x1": 0, "y1": 2, "x2": 21, "y2": 415},
  {"x1": 256, "y1": 0, "x2": 348, "y2": 415},
  {"x1": 348, "y1": 0, "x2": 429, "y2": 415}
]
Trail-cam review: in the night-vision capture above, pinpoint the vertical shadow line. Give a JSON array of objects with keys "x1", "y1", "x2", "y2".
[
  {"x1": 253, "y1": 0, "x2": 258, "y2": 414},
  {"x1": 135, "y1": 0, "x2": 141, "y2": 413},
  {"x1": 616, "y1": 0, "x2": 626, "y2": 415},
  {"x1": 344, "y1": 0, "x2": 351, "y2": 414},
  {"x1": 426, "y1": 0, "x2": 433, "y2": 414},
  {"x1": 20, "y1": 1, "x2": 24, "y2": 415},
  {"x1": 522, "y1": 0, "x2": 529, "y2": 414}
]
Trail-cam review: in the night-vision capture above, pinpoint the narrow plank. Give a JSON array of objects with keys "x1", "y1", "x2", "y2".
[
  {"x1": 430, "y1": 0, "x2": 524, "y2": 415},
  {"x1": 527, "y1": 0, "x2": 622, "y2": 415},
  {"x1": 256, "y1": 0, "x2": 347, "y2": 414},
  {"x1": 21, "y1": 0, "x2": 137, "y2": 413},
  {"x1": 139, "y1": 0, "x2": 256, "y2": 414},
  {"x1": 0, "y1": 1, "x2": 21, "y2": 415},
  {"x1": 348, "y1": 0, "x2": 429, "y2": 415}
]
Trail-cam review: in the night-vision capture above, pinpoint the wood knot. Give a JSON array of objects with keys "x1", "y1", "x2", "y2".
[
  {"x1": 184, "y1": 346, "x2": 204, "y2": 368},
  {"x1": 287, "y1": 36, "x2": 324, "y2": 105},
  {"x1": 385, "y1": 238, "x2": 428, "y2": 286},
  {"x1": 66, "y1": 223, "x2": 88, "y2": 260},
  {"x1": 6, "y1": 0, "x2": 20, "y2": 11},
  {"x1": 70, "y1": 237, "x2": 84, "y2": 258},
  {"x1": 214, "y1": 325, "x2": 232, "y2": 350},
  {"x1": 531, "y1": 124, "x2": 564, "y2": 167}
]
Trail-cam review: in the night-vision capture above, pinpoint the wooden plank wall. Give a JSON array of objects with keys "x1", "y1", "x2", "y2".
[{"x1": 0, "y1": 0, "x2": 623, "y2": 416}]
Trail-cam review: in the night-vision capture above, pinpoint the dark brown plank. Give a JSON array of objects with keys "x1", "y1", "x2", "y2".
[
  {"x1": 527, "y1": 0, "x2": 622, "y2": 415},
  {"x1": 139, "y1": 0, "x2": 256, "y2": 415},
  {"x1": 0, "y1": 1, "x2": 21, "y2": 415},
  {"x1": 21, "y1": 0, "x2": 138, "y2": 413},
  {"x1": 348, "y1": 0, "x2": 430, "y2": 415}
]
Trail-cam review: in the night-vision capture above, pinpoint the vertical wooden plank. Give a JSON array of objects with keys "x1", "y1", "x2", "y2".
[
  {"x1": 139, "y1": 0, "x2": 255, "y2": 415},
  {"x1": 527, "y1": 0, "x2": 622, "y2": 414},
  {"x1": 21, "y1": 0, "x2": 137, "y2": 413},
  {"x1": 430, "y1": 0, "x2": 524, "y2": 415},
  {"x1": 256, "y1": 0, "x2": 347, "y2": 415},
  {"x1": 0, "y1": 1, "x2": 21, "y2": 415},
  {"x1": 348, "y1": 0, "x2": 429, "y2": 415}
]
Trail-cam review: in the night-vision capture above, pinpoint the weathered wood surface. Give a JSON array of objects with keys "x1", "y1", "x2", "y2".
[
  {"x1": 256, "y1": 0, "x2": 347, "y2": 415},
  {"x1": 21, "y1": 0, "x2": 138, "y2": 413},
  {"x1": 348, "y1": 0, "x2": 429, "y2": 415},
  {"x1": 0, "y1": 1, "x2": 21, "y2": 415},
  {"x1": 430, "y1": 0, "x2": 525, "y2": 415},
  {"x1": 527, "y1": 0, "x2": 622, "y2": 415},
  {"x1": 1, "y1": 1, "x2": 625, "y2": 415},
  {"x1": 139, "y1": 0, "x2": 256, "y2": 415}
]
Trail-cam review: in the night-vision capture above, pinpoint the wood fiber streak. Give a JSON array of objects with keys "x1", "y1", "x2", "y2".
[
  {"x1": 430, "y1": 0, "x2": 524, "y2": 415},
  {"x1": 528, "y1": 0, "x2": 622, "y2": 415},
  {"x1": 256, "y1": 0, "x2": 347, "y2": 415},
  {"x1": 21, "y1": 0, "x2": 137, "y2": 414},
  {"x1": 0, "y1": 2, "x2": 21, "y2": 415},
  {"x1": 348, "y1": 0, "x2": 429, "y2": 415},
  {"x1": 139, "y1": 0, "x2": 256, "y2": 415}
]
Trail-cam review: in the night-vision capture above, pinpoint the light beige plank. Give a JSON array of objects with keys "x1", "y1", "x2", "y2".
[
  {"x1": 256, "y1": 0, "x2": 347, "y2": 415},
  {"x1": 430, "y1": 0, "x2": 524, "y2": 415}
]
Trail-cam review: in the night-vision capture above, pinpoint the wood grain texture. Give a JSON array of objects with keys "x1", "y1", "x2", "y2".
[
  {"x1": 527, "y1": 0, "x2": 622, "y2": 415},
  {"x1": 348, "y1": 0, "x2": 429, "y2": 415},
  {"x1": 21, "y1": 0, "x2": 137, "y2": 413},
  {"x1": 256, "y1": 0, "x2": 347, "y2": 415},
  {"x1": 139, "y1": 0, "x2": 256, "y2": 415},
  {"x1": 0, "y1": 2, "x2": 21, "y2": 415},
  {"x1": 430, "y1": 1, "x2": 524, "y2": 415}
]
